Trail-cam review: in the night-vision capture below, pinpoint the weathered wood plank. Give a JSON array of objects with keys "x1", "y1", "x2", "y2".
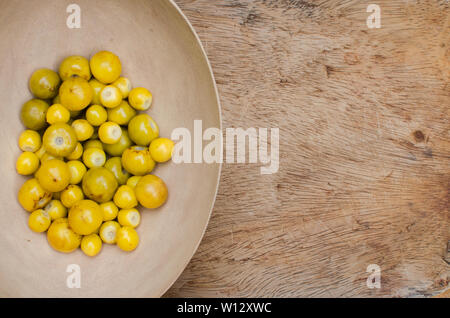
[{"x1": 166, "y1": 0, "x2": 449, "y2": 297}]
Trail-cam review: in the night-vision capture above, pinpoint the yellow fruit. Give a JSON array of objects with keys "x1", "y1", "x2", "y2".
[
  {"x1": 121, "y1": 146, "x2": 155, "y2": 176},
  {"x1": 149, "y1": 138, "x2": 174, "y2": 163},
  {"x1": 98, "y1": 122, "x2": 122, "y2": 144},
  {"x1": 100, "y1": 201, "x2": 119, "y2": 221},
  {"x1": 128, "y1": 114, "x2": 159, "y2": 146},
  {"x1": 16, "y1": 152, "x2": 40, "y2": 175},
  {"x1": 29, "y1": 68, "x2": 61, "y2": 99},
  {"x1": 84, "y1": 139, "x2": 103, "y2": 150},
  {"x1": 82, "y1": 167, "x2": 118, "y2": 203},
  {"x1": 18, "y1": 130, "x2": 41, "y2": 152},
  {"x1": 135, "y1": 175, "x2": 168, "y2": 209},
  {"x1": 103, "y1": 128, "x2": 132, "y2": 157},
  {"x1": 90, "y1": 51, "x2": 122, "y2": 84},
  {"x1": 117, "y1": 208, "x2": 140, "y2": 228},
  {"x1": 20, "y1": 99, "x2": 49, "y2": 130},
  {"x1": 112, "y1": 77, "x2": 132, "y2": 98},
  {"x1": 81, "y1": 234, "x2": 102, "y2": 257},
  {"x1": 71, "y1": 119, "x2": 94, "y2": 141},
  {"x1": 40, "y1": 152, "x2": 63, "y2": 163},
  {"x1": 47, "y1": 218, "x2": 81, "y2": 253},
  {"x1": 113, "y1": 185, "x2": 137, "y2": 209},
  {"x1": 60, "y1": 185, "x2": 84, "y2": 208},
  {"x1": 59, "y1": 77, "x2": 93, "y2": 111},
  {"x1": 18, "y1": 178, "x2": 53, "y2": 212},
  {"x1": 100, "y1": 85, "x2": 122, "y2": 108},
  {"x1": 68, "y1": 200, "x2": 103, "y2": 235},
  {"x1": 104, "y1": 157, "x2": 130, "y2": 185},
  {"x1": 59, "y1": 56, "x2": 91, "y2": 81},
  {"x1": 99, "y1": 221, "x2": 121, "y2": 244},
  {"x1": 35, "y1": 145, "x2": 47, "y2": 159},
  {"x1": 116, "y1": 226, "x2": 139, "y2": 252},
  {"x1": 86, "y1": 105, "x2": 107, "y2": 126},
  {"x1": 67, "y1": 160, "x2": 87, "y2": 184},
  {"x1": 53, "y1": 95, "x2": 61, "y2": 105},
  {"x1": 28, "y1": 209, "x2": 51, "y2": 233},
  {"x1": 128, "y1": 87, "x2": 152, "y2": 111},
  {"x1": 35, "y1": 159, "x2": 70, "y2": 192},
  {"x1": 42, "y1": 123, "x2": 77, "y2": 157},
  {"x1": 46, "y1": 104, "x2": 70, "y2": 124},
  {"x1": 107, "y1": 100, "x2": 136, "y2": 125},
  {"x1": 66, "y1": 142, "x2": 83, "y2": 160},
  {"x1": 126, "y1": 176, "x2": 142, "y2": 189},
  {"x1": 44, "y1": 200, "x2": 67, "y2": 220},
  {"x1": 88, "y1": 79, "x2": 106, "y2": 105},
  {"x1": 82, "y1": 148, "x2": 106, "y2": 168}
]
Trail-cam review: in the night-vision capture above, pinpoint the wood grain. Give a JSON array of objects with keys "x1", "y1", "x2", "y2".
[{"x1": 166, "y1": 0, "x2": 449, "y2": 297}]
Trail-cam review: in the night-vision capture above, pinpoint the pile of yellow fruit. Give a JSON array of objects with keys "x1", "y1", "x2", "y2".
[{"x1": 16, "y1": 51, "x2": 174, "y2": 256}]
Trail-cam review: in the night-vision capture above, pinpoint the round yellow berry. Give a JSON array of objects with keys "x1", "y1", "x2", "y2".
[
  {"x1": 117, "y1": 208, "x2": 141, "y2": 228},
  {"x1": 82, "y1": 167, "x2": 118, "y2": 203},
  {"x1": 44, "y1": 200, "x2": 67, "y2": 220},
  {"x1": 100, "y1": 201, "x2": 119, "y2": 221},
  {"x1": 135, "y1": 175, "x2": 168, "y2": 209},
  {"x1": 104, "y1": 156, "x2": 130, "y2": 185},
  {"x1": 128, "y1": 114, "x2": 159, "y2": 146},
  {"x1": 103, "y1": 128, "x2": 132, "y2": 157},
  {"x1": 59, "y1": 77, "x2": 93, "y2": 111},
  {"x1": 21, "y1": 99, "x2": 49, "y2": 131},
  {"x1": 112, "y1": 77, "x2": 132, "y2": 98},
  {"x1": 90, "y1": 51, "x2": 122, "y2": 84},
  {"x1": 42, "y1": 123, "x2": 77, "y2": 157},
  {"x1": 46, "y1": 104, "x2": 70, "y2": 124},
  {"x1": 16, "y1": 152, "x2": 40, "y2": 175},
  {"x1": 19, "y1": 130, "x2": 42, "y2": 152},
  {"x1": 86, "y1": 105, "x2": 107, "y2": 126},
  {"x1": 121, "y1": 146, "x2": 155, "y2": 176},
  {"x1": 47, "y1": 218, "x2": 81, "y2": 253},
  {"x1": 99, "y1": 122, "x2": 122, "y2": 144},
  {"x1": 81, "y1": 234, "x2": 102, "y2": 257},
  {"x1": 99, "y1": 221, "x2": 121, "y2": 244},
  {"x1": 88, "y1": 78, "x2": 106, "y2": 105},
  {"x1": 67, "y1": 160, "x2": 87, "y2": 184},
  {"x1": 84, "y1": 139, "x2": 103, "y2": 150},
  {"x1": 100, "y1": 85, "x2": 122, "y2": 108},
  {"x1": 107, "y1": 100, "x2": 136, "y2": 125},
  {"x1": 35, "y1": 159, "x2": 71, "y2": 192},
  {"x1": 29, "y1": 68, "x2": 61, "y2": 99},
  {"x1": 68, "y1": 200, "x2": 103, "y2": 235},
  {"x1": 113, "y1": 185, "x2": 137, "y2": 209},
  {"x1": 149, "y1": 138, "x2": 174, "y2": 163},
  {"x1": 82, "y1": 148, "x2": 106, "y2": 168},
  {"x1": 66, "y1": 142, "x2": 83, "y2": 160},
  {"x1": 128, "y1": 87, "x2": 152, "y2": 111},
  {"x1": 116, "y1": 226, "x2": 139, "y2": 252},
  {"x1": 40, "y1": 152, "x2": 63, "y2": 163},
  {"x1": 61, "y1": 185, "x2": 84, "y2": 208},
  {"x1": 126, "y1": 176, "x2": 142, "y2": 189},
  {"x1": 72, "y1": 119, "x2": 94, "y2": 141},
  {"x1": 28, "y1": 209, "x2": 51, "y2": 233},
  {"x1": 59, "y1": 55, "x2": 91, "y2": 81},
  {"x1": 18, "y1": 178, "x2": 53, "y2": 212}
]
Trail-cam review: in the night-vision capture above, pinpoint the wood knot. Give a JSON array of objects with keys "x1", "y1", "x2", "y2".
[{"x1": 413, "y1": 130, "x2": 425, "y2": 142}]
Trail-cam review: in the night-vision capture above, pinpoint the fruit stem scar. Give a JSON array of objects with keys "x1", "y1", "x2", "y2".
[{"x1": 55, "y1": 137, "x2": 64, "y2": 145}]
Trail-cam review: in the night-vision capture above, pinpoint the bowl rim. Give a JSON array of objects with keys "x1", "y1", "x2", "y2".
[{"x1": 159, "y1": 0, "x2": 223, "y2": 297}]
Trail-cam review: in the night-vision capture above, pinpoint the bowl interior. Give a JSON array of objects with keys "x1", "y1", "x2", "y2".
[{"x1": 0, "y1": 0, "x2": 220, "y2": 297}]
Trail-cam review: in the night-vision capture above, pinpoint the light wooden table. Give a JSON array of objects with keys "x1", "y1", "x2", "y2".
[{"x1": 166, "y1": 0, "x2": 449, "y2": 297}]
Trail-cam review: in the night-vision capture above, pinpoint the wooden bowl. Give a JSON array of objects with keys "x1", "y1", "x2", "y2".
[{"x1": 0, "y1": 0, "x2": 221, "y2": 297}]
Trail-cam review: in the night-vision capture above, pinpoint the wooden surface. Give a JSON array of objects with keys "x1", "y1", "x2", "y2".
[{"x1": 166, "y1": 0, "x2": 449, "y2": 297}]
